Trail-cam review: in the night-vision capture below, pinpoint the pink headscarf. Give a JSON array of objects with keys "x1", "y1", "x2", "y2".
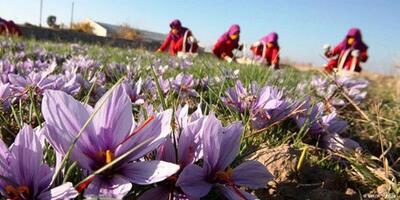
[
  {"x1": 168, "y1": 19, "x2": 188, "y2": 41},
  {"x1": 217, "y1": 24, "x2": 240, "y2": 43},
  {"x1": 338, "y1": 28, "x2": 368, "y2": 51},
  {"x1": 260, "y1": 32, "x2": 278, "y2": 46},
  {"x1": 227, "y1": 24, "x2": 240, "y2": 36}
]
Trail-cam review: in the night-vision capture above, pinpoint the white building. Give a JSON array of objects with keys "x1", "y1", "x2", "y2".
[{"x1": 82, "y1": 19, "x2": 166, "y2": 42}]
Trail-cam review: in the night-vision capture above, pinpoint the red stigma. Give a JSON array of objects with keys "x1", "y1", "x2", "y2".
[{"x1": 119, "y1": 116, "x2": 155, "y2": 145}]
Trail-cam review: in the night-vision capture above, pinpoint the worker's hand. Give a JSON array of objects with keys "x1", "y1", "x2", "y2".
[
  {"x1": 323, "y1": 44, "x2": 332, "y2": 57},
  {"x1": 156, "y1": 49, "x2": 162, "y2": 53},
  {"x1": 323, "y1": 44, "x2": 331, "y2": 52},
  {"x1": 351, "y1": 49, "x2": 360, "y2": 58},
  {"x1": 224, "y1": 56, "x2": 233, "y2": 63}
]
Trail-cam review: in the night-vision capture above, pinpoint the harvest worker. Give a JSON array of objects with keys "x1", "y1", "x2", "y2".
[
  {"x1": 212, "y1": 24, "x2": 243, "y2": 62},
  {"x1": 157, "y1": 19, "x2": 198, "y2": 56},
  {"x1": 324, "y1": 28, "x2": 368, "y2": 73},
  {"x1": 250, "y1": 32, "x2": 280, "y2": 69},
  {"x1": 0, "y1": 17, "x2": 22, "y2": 36}
]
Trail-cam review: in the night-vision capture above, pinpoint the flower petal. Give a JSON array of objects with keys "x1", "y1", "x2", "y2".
[
  {"x1": 44, "y1": 124, "x2": 93, "y2": 170},
  {"x1": 216, "y1": 121, "x2": 243, "y2": 170},
  {"x1": 84, "y1": 176, "x2": 132, "y2": 199},
  {"x1": 232, "y1": 160, "x2": 272, "y2": 189},
  {"x1": 322, "y1": 133, "x2": 361, "y2": 152},
  {"x1": 176, "y1": 164, "x2": 212, "y2": 198},
  {"x1": 115, "y1": 109, "x2": 173, "y2": 160},
  {"x1": 156, "y1": 136, "x2": 177, "y2": 163},
  {"x1": 37, "y1": 182, "x2": 78, "y2": 200},
  {"x1": 121, "y1": 160, "x2": 180, "y2": 185},
  {"x1": 8, "y1": 74, "x2": 28, "y2": 88},
  {"x1": 42, "y1": 90, "x2": 100, "y2": 154},
  {"x1": 202, "y1": 113, "x2": 223, "y2": 171},
  {"x1": 35, "y1": 163, "x2": 53, "y2": 195},
  {"x1": 176, "y1": 104, "x2": 189, "y2": 129},
  {"x1": 9, "y1": 125, "x2": 43, "y2": 188},
  {"x1": 0, "y1": 138, "x2": 9, "y2": 172},
  {"x1": 178, "y1": 117, "x2": 205, "y2": 166},
  {"x1": 92, "y1": 84, "x2": 133, "y2": 150}
]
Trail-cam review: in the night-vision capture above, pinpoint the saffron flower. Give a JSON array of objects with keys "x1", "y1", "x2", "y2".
[
  {"x1": 176, "y1": 114, "x2": 272, "y2": 199},
  {"x1": 41, "y1": 84, "x2": 180, "y2": 198},
  {"x1": 251, "y1": 86, "x2": 295, "y2": 129},
  {"x1": 143, "y1": 76, "x2": 170, "y2": 99},
  {"x1": 221, "y1": 80, "x2": 255, "y2": 113},
  {"x1": 294, "y1": 102, "x2": 361, "y2": 152},
  {"x1": 0, "y1": 124, "x2": 78, "y2": 200},
  {"x1": 171, "y1": 73, "x2": 199, "y2": 97},
  {"x1": 8, "y1": 72, "x2": 56, "y2": 98},
  {"x1": 122, "y1": 78, "x2": 145, "y2": 105},
  {"x1": 139, "y1": 106, "x2": 205, "y2": 199}
]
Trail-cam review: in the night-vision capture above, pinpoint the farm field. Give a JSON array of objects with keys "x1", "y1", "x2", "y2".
[{"x1": 0, "y1": 37, "x2": 399, "y2": 199}]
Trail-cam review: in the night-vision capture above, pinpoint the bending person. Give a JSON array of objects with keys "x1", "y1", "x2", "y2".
[
  {"x1": 213, "y1": 24, "x2": 243, "y2": 62},
  {"x1": 157, "y1": 19, "x2": 198, "y2": 56},
  {"x1": 250, "y1": 32, "x2": 280, "y2": 69},
  {"x1": 324, "y1": 28, "x2": 368, "y2": 73}
]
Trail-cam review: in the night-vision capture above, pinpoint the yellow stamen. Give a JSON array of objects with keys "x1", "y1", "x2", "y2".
[{"x1": 105, "y1": 150, "x2": 114, "y2": 164}]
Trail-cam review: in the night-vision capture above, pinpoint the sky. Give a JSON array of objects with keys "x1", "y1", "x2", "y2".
[{"x1": 1, "y1": 0, "x2": 400, "y2": 74}]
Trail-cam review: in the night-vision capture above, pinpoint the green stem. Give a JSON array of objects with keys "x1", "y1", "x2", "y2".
[
  {"x1": 150, "y1": 66, "x2": 167, "y2": 110},
  {"x1": 10, "y1": 103, "x2": 21, "y2": 129},
  {"x1": 63, "y1": 161, "x2": 78, "y2": 183},
  {"x1": 29, "y1": 90, "x2": 42, "y2": 127}
]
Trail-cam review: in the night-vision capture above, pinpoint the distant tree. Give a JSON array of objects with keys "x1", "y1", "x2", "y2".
[
  {"x1": 71, "y1": 22, "x2": 94, "y2": 34},
  {"x1": 47, "y1": 15, "x2": 59, "y2": 29},
  {"x1": 114, "y1": 24, "x2": 140, "y2": 40}
]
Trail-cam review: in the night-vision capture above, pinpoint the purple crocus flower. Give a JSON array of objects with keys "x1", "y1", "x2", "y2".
[
  {"x1": 159, "y1": 77, "x2": 171, "y2": 95},
  {"x1": 143, "y1": 76, "x2": 171, "y2": 100},
  {"x1": 0, "y1": 124, "x2": 78, "y2": 200},
  {"x1": 62, "y1": 55, "x2": 100, "y2": 72},
  {"x1": 140, "y1": 109, "x2": 205, "y2": 200},
  {"x1": 251, "y1": 86, "x2": 295, "y2": 129},
  {"x1": 122, "y1": 78, "x2": 145, "y2": 105},
  {"x1": 221, "y1": 80, "x2": 255, "y2": 113},
  {"x1": 0, "y1": 58, "x2": 16, "y2": 83},
  {"x1": 199, "y1": 77, "x2": 210, "y2": 90},
  {"x1": 310, "y1": 76, "x2": 368, "y2": 108},
  {"x1": 41, "y1": 85, "x2": 180, "y2": 199},
  {"x1": 8, "y1": 72, "x2": 56, "y2": 98},
  {"x1": 175, "y1": 104, "x2": 203, "y2": 130},
  {"x1": 169, "y1": 57, "x2": 193, "y2": 70},
  {"x1": 53, "y1": 72, "x2": 81, "y2": 95},
  {"x1": 294, "y1": 101, "x2": 361, "y2": 152},
  {"x1": 171, "y1": 73, "x2": 198, "y2": 97},
  {"x1": 335, "y1": 76, "x2": 368, "y2": 105},
  {"x1": 154, "y1": 64, "x2": 169, "y2": 76},
  {"x1": 176, "y1": 113, "x2": 272, "y2": 199}
]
